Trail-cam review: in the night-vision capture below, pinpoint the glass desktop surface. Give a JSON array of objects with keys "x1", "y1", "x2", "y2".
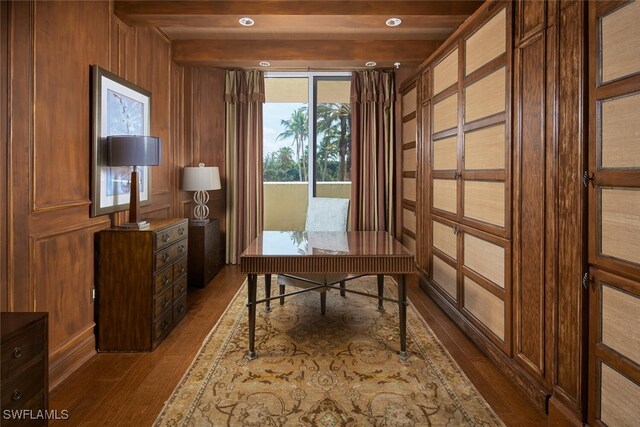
[{"x1": 241, "y1": 231, "x2": 412, "y2": 257}]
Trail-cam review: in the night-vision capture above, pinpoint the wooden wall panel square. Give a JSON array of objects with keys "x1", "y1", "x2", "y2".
[
  {"x1": 433, "y1": 255, "x2": 457, "y2": 300},
  {"x1": 403, "y1": 208, "x2": 416, "y2": 233},
  {"x1": 402, "y1": 87, "x2": 417, "y2": 115},
  {"x1": 433, "y1": 136, "x2": 458, "y2": 170},
  {"x1": 433, "y1": 48, "x2": 458, "y2": 96},
  {"x1": 601, "y1": 188, "x2": 640, "y2": 266},
  {"x1": 464, "y1": 124, "x2": 506, "y2": 170},
  {"x1": 600, "y1": 363, "x2": 640, "y2": 427},
  {"x1": 602, "y1": 284, "x2": 640, "y2": 365},
  {"x1": 464, "y1": 276, "x2": 505, "y2": 340},
  {"x1": 403, "y1": 177, "x2": 416, "y2": 202},
  {"x1": 465, "y1": 67, "x2": 506, "y2": 123},
  {"x1": 433, "y1": 94, "x2": 458, "y2": 133},
  {"x1": 601, "y1": 93, "x2": 640, "y2": 169},
  {"x1": 465, "y1": 8, "x2": 506, "y2": 75},
  {"x1": 601, "y1": 0, "x2": 640, "y2": 83},
  {"x1": 433, "y1": 179, "x2": 457, "y2": 213},
  {"x1": 464, "y1": 181, "x2": 505, "y2": 227},
  {"x1": 403, "y1": 147, "x2": 417, "y2": 172},
  {"x1": 433, "y1": 220, "x2": 457, "y2": 259},
  {"x1": 464, "y1": 233, "x2": 505, "y2": 288}
]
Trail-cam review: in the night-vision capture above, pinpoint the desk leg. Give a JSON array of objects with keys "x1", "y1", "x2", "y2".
[
  {"x1": 320, "y1": 290, "x2": 327, "y2": 315},
  {"x1": 264, "y1": 274, "x2": 272, "y2": 312},
  {"x1": 377, "y1": 274, "x2": 384, "y2": 311},
  {"x1": 247, "y1": 274, "x2": 258, "y2": 360},
  {"x1": 398, "y1": 274, "x2": 408, "y2": 360},
  {"x1": 339, "y1": 281, "x2": 346, "y2": 297},
  {"x1": 279, "y1": 284, "x2": 285, "y2": 305}
]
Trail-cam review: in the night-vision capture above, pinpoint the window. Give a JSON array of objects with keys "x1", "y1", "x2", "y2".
[{"x1": 263, "y1": 73, "x2": 351, "y2": 230}]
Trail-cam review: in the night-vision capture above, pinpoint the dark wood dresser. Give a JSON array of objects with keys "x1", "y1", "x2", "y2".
[
  {"x1": 1, "y1": 312, "x2": 48, "y2": 426},
  {"x1": 188, "y1": 219, "x2": 222, "y2": 288},
  {"x1": 96, "y1": 218, "x2": 188, "y2": 352}
]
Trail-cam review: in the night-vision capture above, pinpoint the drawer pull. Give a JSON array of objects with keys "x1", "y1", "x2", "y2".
[
  {"x1": 178, "y1": 244, "x2": 185, "y2": 254},
  {"x1": 178, "y1": 265, "x2": 185, "y2": 274},
  {"x1": 12, "y1": 389, "x2": 22, "y2": 401},
  {"x1": 161, "y1": 233, "x2": 170, "y2": 243},
  {"x1": 177, "y1": 304, "x2": 185, "y2": 314},
  {"x1": 178, "y1": 227, "x2": 185, "y2": 235},
  {"x1": 162, "y1": 253, "x2": 170, "y2": 263},
  {"x1": 161, "y1": 320, "x2": 170, "y2": 331},
  {"x1": 179, "y1": 285, "x2": 185, "y2": 294},
  {"x1": 162, "y1": 297, "x2": 170, "y2": 309},
  {"x1": 162, "y1": 276, "x2": 170, "y2": 286},
  {"x1": 12, "y1": 347, "x2": 22, "y2": 358}
]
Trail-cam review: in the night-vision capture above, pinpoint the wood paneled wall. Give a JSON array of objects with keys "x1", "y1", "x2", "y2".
[
  {"x1": 399, "y1": 0, "x2": 589, "y2": 423},
  {"x1": 2, "y1": 0, "x2": 226, "y2": 388}
]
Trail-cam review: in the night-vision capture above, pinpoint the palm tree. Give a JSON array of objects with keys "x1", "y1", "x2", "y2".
[
  {"x1": 276, "y1": 107, "x2": 308, "y2": 181},
  {"x1": 317, "y1": 103, "x2": 351, "y2": 181},
  {"x1": 317, "y1": 129, "x2": 339, "y2": 181}
]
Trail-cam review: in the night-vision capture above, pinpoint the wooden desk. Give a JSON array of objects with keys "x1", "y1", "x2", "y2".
[{"x1": 240, "y1": 231, "x2": 415, "y2": 360}]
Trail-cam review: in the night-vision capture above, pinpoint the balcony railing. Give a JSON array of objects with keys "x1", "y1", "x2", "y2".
[{"x1": 263, "y1": 181, "x2": 351, "y2": 231}]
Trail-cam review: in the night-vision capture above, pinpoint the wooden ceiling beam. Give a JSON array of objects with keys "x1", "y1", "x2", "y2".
[
  {"x1": 115, "y1": 1, "x2": 484, "y2": 26},
  {"x1": 172, "y1": 39, "x2": 441, "y2": 68}
]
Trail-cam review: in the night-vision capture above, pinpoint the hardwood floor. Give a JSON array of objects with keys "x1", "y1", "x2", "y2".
[{"x1": 50, "y1": 266, "x2": 547, "y2": 426}]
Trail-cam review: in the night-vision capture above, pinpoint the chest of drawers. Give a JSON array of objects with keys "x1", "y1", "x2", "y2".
[
  {"x1": 1, "y1": 312, "x2": 48, "y2": 426},
  {"x1": 97, "y1": 218, "x2": 188, "y2": 351}
]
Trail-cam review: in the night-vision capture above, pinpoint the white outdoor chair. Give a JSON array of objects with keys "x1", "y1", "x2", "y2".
[{"x1": 277, "y1": 197, "x2": 349, "y2": 314}]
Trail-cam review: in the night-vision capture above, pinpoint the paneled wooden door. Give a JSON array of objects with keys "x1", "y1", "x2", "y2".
[{"x1": 588, "y1": 1, "x2": 640, "y2": 425}]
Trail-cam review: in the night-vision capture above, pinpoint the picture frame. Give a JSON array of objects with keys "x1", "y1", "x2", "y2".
[{"x1": 90, "y1": 65, "x2": 152, "y2": 217}]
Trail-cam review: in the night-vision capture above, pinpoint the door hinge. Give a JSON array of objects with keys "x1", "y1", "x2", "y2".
[
  {"x1": 582, "y1": 273, "x2": 593, "y2": 290},
  {"x1": 582, "y1": 171, "x2": 595, "y2": 188}
]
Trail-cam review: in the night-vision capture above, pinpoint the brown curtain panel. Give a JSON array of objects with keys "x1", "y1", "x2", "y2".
[
  {"x1": 225, "y1": 70, "x2": 265, "y2": 264},
  {"x1": 350, "y1": 70, "x2": 396, "y2": 234}
]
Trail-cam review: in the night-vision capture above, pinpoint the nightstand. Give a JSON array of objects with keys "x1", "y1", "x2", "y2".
[
  {"x1": 1, "y1": 312, "x2": 48, "y2": 425},
  {"x1": 188, "y1": 219, "x2": 222, "y2": 288}
]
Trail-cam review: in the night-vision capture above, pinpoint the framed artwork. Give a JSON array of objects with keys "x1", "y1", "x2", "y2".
[{"x1": 91, "y1": 65, "x2": 152, "y2": 217}]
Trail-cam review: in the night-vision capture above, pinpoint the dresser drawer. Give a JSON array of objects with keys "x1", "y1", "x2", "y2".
[
  {"x1": 155, "y1": 221, "x2": 188, "y2": 250},
  {"x1": 154, "y1": 287, "x2": 173, "y2": 319},
  {"x1": 173, "y1": 275, "x2": 187, "y2": 301},
  {"x1": 174, "y1": 255, "x2": 188, "y2": 279},
  {"x1": 0, "y1": 357, "x2": 44, "y2": 411},
  {"x1": 153, "y1": 265, "x2": 173, "y2": 295},
  {"x1": 153, "y1": 310, "x2": 173, "y2": 343},
  {"x1": 173, "y1": 293, "x2": 187, "y2": 325},
  {"x1": 155, "y1": 238, "x2": 188, "y2": 271},
  {"x1": 1, "y1": 322, "x2": 44, "y2": 381}
]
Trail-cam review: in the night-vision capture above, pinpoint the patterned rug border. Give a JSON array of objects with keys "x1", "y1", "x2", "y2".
[{"x1": 155, "y1": 276, "x2": 504, "y2": 426}]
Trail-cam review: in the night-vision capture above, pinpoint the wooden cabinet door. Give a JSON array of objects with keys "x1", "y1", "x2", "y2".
[
  {"x1": 588, "y1": 268, "x2": 640, "y2": 426},
  {"x1": 588, "y1": 1, "x2": 640, "y2": 425}
]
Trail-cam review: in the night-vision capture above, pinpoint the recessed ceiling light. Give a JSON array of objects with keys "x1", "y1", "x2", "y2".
[
  {"x1": 259, "y1": 61, "x2": 271, "y2": 67},
  {"x1": 386, "y1": 17, "x2": 402, "y2": 27},
  {"x1": 394, "y1": 62, "x2": 401, "y2": 69},
  {"x1": 365, "y1": 61, "x2": 377, "y2": 67},
  {"x1": 239, "y1": 17, "x2": 255, "y2": 26}
]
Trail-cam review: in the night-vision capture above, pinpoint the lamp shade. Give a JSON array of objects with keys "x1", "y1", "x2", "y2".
[
  {"x1": 182, "y1": 163, "x2": 221, "y2": 191},
  {"x1": 107, "y1": 135, "x2": 162, "y2": 167}
]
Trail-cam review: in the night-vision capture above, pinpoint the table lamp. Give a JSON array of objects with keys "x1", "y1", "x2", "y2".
[
  {"x1": 182, "y1": 163, "x2": 221, "y2": 224},
  {"x1": 107, "y1": 135, "x2": 162, "y2": 229}
]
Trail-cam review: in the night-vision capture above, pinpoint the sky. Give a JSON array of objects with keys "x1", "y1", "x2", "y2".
[{"x1": 263, "y1": 102, "x2": 307, "y2": 157}]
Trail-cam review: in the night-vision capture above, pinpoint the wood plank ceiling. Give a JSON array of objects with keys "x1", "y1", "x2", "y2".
[{"x1": 114, "y1": 1, "x2": 483, "y2": 70}]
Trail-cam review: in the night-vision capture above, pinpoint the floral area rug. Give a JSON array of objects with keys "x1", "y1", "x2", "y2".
[{"x1": 155, "y1": 276, "x2": 503, "y2": 426}]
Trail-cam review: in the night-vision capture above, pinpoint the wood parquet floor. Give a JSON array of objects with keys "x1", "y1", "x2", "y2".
[{"x1": 50, "y1": 265, "x2": 547, "y2": 426}]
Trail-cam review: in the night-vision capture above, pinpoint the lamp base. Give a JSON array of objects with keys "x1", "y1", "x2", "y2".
[
  {"x1": 118, "y1": 220, "x2": 150, "y2": 230},
  {"x1": 189, "y1": 219, "x2": 210, "y2": 225}
]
